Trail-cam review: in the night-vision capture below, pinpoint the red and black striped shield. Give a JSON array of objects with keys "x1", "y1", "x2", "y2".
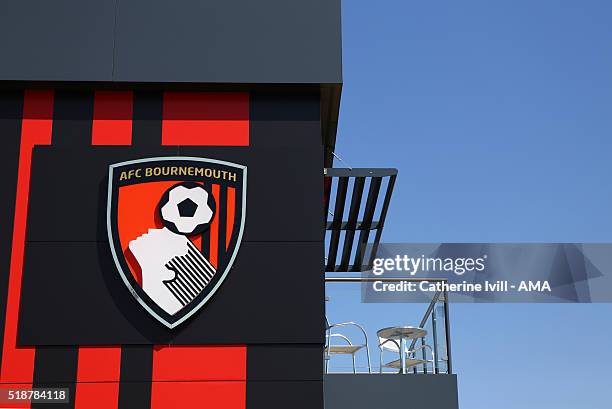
[{"x1": 106, "y1": 157, "x2": 246, "y2": 328}]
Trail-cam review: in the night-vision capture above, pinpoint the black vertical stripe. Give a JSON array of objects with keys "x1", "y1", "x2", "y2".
[
  {"x1": 186, "y1": 240, "x2": 216, "y2": 276},
  {"x1": 200, "y1": 182, "x2": 211, "y2": 261},
  {"x1": 247, "y1": 345, "x2": 324, "y2": 409},
  {"x1": 163, "y1": 249, "x2": 215, "y2": 307},
  {"x1": 183, "y1": 251, "x2": 211, "y2": 283},
  {"x1": 178, "y1": 255, "x2": 205, "y2": 287},
  {"x1": 165, "y1": 278, "x2": 189, "y2": 306},
  {"x1": 132, "y1": 91, "x2": 164, "y2": 147},
  {"x1": 0, "y1": 90, "x2": 23, "y2": 371},
  {"x1": 246, "y1": 380, "x2": 323, "y2": 409},
  {"x1": 32, "y1": 346, "x2": 78, "y2": 409},
  {"x1": 164, "y1": 282, "x2": 180, "y2": 305},
  {"x1": 118, "y1": 345, "x2": 153, "y2": 409},
  {"x1": 175, "y1": 271, "x2": 197, "y2": 298},
  {"x1": 170, "y1": 275, "x2": 192, "y2": 303},
  {"x1": 201, "y1": 228, "x2": 210, "y2": 259},
  {"x1": 51, "y1": 90, "x2": 94, "y2": 146},
  {"x1": 218, "y1": 184, "x2": 227, "y2": 265},
  {"x1": 33, "y1": 89, "x2": 89, "y2": 408},
  {"x1": 247, "y1": 344, "x2": 323, "y2": 380},
  {"x1": 175, "y1": 256, "x2": 205, "y2": 289}
]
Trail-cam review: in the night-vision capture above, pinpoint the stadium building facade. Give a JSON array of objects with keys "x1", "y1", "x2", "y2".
[{"x1": 0, "y1": 1, "x2": 458, "y2": 408}]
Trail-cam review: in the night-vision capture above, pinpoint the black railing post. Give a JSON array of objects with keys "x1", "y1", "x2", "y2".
[
  {"x1": 443, "y1": 289, "x2": 453, "y2": 374},
  {"x1": 432, "y1": 305, "x2": 440, "y2": 374}
]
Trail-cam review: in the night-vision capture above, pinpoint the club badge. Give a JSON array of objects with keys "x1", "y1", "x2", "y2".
[{"x1": 106, "y1": 157, "x2": 246, "y2": 328}]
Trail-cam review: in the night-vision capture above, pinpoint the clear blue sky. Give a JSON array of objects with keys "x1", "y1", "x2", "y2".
[{"x1": 328, "y1": 1, "x2": 612, "y2": 408}]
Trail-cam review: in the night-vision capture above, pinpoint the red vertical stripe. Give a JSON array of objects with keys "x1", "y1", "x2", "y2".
[
  {"x1": 191, "y1": 234, "x2": 203, "y2": 251},
  {"x1": 75, "y1": 383, "x2": 120, "y2": 409},
  {"x1": 76, "y1": 346, "x2": 122, "y2": 382},
  {"x1": 161, "y1": 92, "x2": 249, "y2": 145},
  {"x1": 226, "y1": 187, "x2": 236, "y2": 250},
  {"x1": 91, "y1": 91, "x2": 133, "y2": 145},
  {"x1": 74, "y1": 347, "x2": 121, "y2": 409},
  {"x1": 1, "y1": 91, "x2": 53, "y2": 391},
  {"x1": 151, "y1": 381, "x2": 246, "y2": 409},
  {"x1": 209, "y1": 184, "x2": 220, "y2": 269},
  {"x1": 154, "y1": 93, "x2": 249, "y2": 406},
  {"x1": 152, "y1": 345, "x2": 246, "y2": 381}
]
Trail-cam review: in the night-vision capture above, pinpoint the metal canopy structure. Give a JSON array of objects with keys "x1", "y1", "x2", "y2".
[{"x1": 324, "y1": 168, "x2": 398, "y2": 272}]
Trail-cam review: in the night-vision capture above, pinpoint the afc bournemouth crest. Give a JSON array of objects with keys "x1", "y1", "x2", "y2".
[{"x1": 106, "y1": 157, "x2": 246, "y2": 328}]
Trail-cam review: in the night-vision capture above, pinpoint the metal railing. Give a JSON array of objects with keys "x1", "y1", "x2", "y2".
[
  {"x1": 324, "y1": 277, "x2": 453, "y2": 375},
  {"x1": 409, "y1": 284, "x2": 452, "y2": 374}
]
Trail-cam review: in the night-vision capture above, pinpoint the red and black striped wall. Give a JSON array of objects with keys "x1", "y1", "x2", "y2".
[{"x1": 0, "y1": 89, "x2": 325, "y2": 409}]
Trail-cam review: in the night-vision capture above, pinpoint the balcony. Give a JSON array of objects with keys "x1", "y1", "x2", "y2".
[
  {"x1": 323, "y1": 168, "x2": 458, "y2": 409},
  {"x1": 323, "y1": 277, "x2": 458, "y2": 409}
]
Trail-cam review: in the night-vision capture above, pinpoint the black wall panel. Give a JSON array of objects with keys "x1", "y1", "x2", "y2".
[
  {"x1": 17, "y1": 91, "x2": 325, "y2": 348},
  {"x1": 2, "y1": 90, "x2": 325, "y2": 407},
  {"x1": 132, "y1": 91, "x2": 164, "y2": 147},
  {"x1": 32, "y1": 346, "x2": 78, "y2": 409},
  {"x1": 250, "y1": 93, "x2": 321, "y2": 121},
  {"x1": 324, "y1": 375, "x2": 460, "y2": 409},
  {"x1": 0, "y1": 1, "x2": 115, "y2": 81},
  {"x1": 113, "y1": 0, "x2": 341, "y2": 83},
  {"x1": 249, "y1": 92, "x2": 322, "y2": 148},
  {"x1": 18, "y1": 241, "x2": 324, "y2": 345},
  {"x1": 51, "y1": 90, "x2": 94, "y2": 146},
  {"x1": 247, "y1": 345, "x2": 322, "y2": 381},
  {"x1": 26, "y1": 145, "x2": 323, "y2": 243},
  {"x1": 247, "y1": 381, "x2": 323, "y2": 409},
  {"x1": 0, "y1": 1, "x2": 341, "y2": 84}
]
